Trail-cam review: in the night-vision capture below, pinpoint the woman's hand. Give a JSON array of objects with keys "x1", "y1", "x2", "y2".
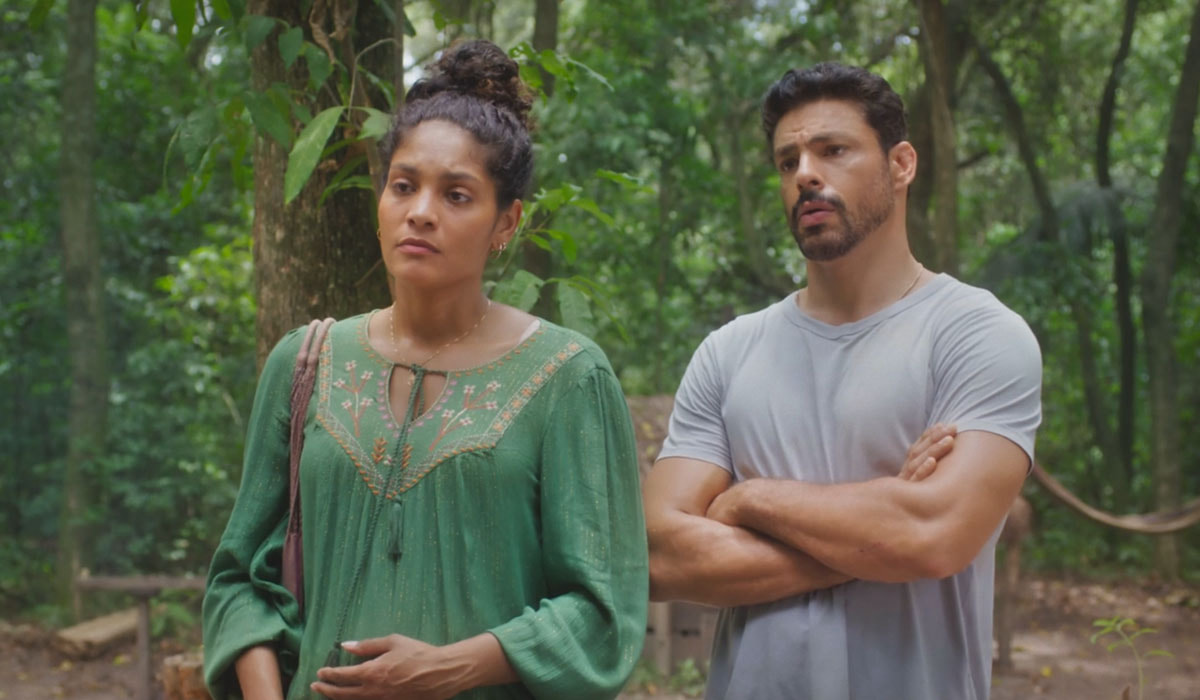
[{"x1": 311, "y1": 635, "x2": 458, "y2": 700}]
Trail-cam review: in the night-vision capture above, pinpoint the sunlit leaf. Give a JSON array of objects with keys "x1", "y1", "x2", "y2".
[
  {"x1": 492, "y1": 270, "x2": 544, "y2": 312},
  {"x1": 284, "y1": 107, "x2": 344, "y2": 204},
  {"x1": 556, "y1": 283, "x2": 595, "y2": 335},
  {"x1": 356, "y1": 107, "x2": 392, "y2": 141}
]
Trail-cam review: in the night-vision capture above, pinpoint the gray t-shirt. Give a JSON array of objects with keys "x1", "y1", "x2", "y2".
[{"x1": 659, "y1": 274, "x2": 1042, "y2": 700}]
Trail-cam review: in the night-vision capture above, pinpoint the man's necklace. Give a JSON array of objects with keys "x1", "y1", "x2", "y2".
[
  {"x1": 898, "y1": 265, "x2": 925, "y2": 300},
  {"x1": 389, "y1": 298, "x2": 492, "y2": 382}
]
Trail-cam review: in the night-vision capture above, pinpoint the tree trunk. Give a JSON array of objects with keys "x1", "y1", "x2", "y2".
[
  {"x1": 522, "y1": 0, "x2": 560, "y2": 319},
  {"x1": 58, "y1": 0, "x2": 104, "y2": 620},
  {"x1": 915, "y1": 0, "x2": 958, "y2": 275},
  {"x1": 1140, "y1": 0, "x2": 1200, "y2": 579},
  {"x1": 905, "y1": 81, "x2": 937, "y2": 265},
  {"x1": 250, "y1": 0, "x2": 390, "y2": 368},
  {"x1": 972, "y1": 36, "x2": 1058, "y2": 242},
  {"x1": 1097, "y1": 0, "x2": 1140, "y2": 485}
]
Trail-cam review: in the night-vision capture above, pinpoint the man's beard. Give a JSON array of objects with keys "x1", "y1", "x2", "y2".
[{"x1": 789, "y1": 174, "x2": 894, "y2": 262}]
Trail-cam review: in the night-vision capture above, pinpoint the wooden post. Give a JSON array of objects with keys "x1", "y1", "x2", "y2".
[
  {"x1": 75, "y1": 575, "x2": 206, "y2": 700},
  {"x1": 135, "y1": 595, "x2": 152, "y2": 700}
]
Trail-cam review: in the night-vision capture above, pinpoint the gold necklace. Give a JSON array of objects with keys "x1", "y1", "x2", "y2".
[
  {"x1": 389, "y1": 298, "x2": 492, "y2": 377},
  {"x1": 898, "y1": 265, "x2": 925, "y2": 300}
]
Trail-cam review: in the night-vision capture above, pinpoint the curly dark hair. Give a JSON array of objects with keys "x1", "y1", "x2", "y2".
[
  {"x1": 377, "y1": 40, "x2": 534, "y2": 206},
  {"x1": 761, "y1": 62, "x2": 907, "y2": 156}
]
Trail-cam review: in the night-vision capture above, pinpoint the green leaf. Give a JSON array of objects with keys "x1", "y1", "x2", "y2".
[
  {"x1": 571, "y1": 197, "x2": 616, "y2": 228},
  {"x1": 596, "y1": 168, "x2": 654, "y2": 193},
  {"x1": 171, "y1": 0, "x2": 196, "y2": 49},
  {"x1": 303, "y1": 43, "x2": 333, "y2": 91},
  {"x1": 543, "y1": 229, "x2": 578, "y2": 263},
  {"x1": 1144, "y1": 649, "x2": 1175, "y2": 658},
  {"x1": 538, "y1": 49, "x2": 568, "y2": 79},
  {"x1": 492, "y1": 270, "x2": 544, "y2": 312},
  {"x1": 356, "y1": 107, "x2": 392, "y2": 141},
  {"x1": 556, "y1": 283, "x2": 595, "y2": 335},
  {"x1": 179, "y1": 108, "x2": 219, "y2": 169},
  {"x1": 242, "y1": 14, "x2": 277, "y2": 53},
  {"x1": 211, "y1": 0, "x2": 233, "y2": 21},
  {"x1": 536, "y1": 183, "x2": 582, "y2": 213},
  {"x1": 566, "y1": 56, "x2": 613, "y2": 91},
  {"x1": 28, "y1": 0, "x2": 53, "y2": 29},
  {"x1": 243, "y1": 92, "x2": 292, "y2": 148},
  {"x1": 279, "y1": 27, "x2": 303, "y2": 69},
  {"x1": 284, "y1": 106, "x2": 344, "y2": 204}
]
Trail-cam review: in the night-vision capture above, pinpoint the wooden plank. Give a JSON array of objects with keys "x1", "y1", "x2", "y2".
[
  {"x1": 54, "y1": 607, "x2": 138, "y2": 659},
  {"x1": 76, "y1": 575, "x2": 205, "y2": 595}
]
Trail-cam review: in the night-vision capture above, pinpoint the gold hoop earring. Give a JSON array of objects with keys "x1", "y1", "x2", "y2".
[
  {"x1": 375, "y1": 228, "x2": 382, "y2": 239},
  {"x1": 491, "y1": 242, "x2": 507, "y2": 260}
]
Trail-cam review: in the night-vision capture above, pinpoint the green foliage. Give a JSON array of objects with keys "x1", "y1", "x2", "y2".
[
  {"x1": 625, "y1": 657, "x2": 708, "y2": 697},
  {"x1": 1090, "y1": 616, "x2": 1175, "y2": 700}
]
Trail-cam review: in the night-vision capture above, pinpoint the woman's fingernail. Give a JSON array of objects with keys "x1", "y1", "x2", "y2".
[{"x1": 341, "y1": 640, "x2": 358, "y2": 648}]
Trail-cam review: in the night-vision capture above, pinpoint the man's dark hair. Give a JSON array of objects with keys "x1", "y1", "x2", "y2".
[{"x1": 761, "y1": 62, "x2": 907, "y2": 155}]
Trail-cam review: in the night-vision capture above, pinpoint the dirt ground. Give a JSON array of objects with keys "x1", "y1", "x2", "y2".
[{"x1": 2, "y1": 576, "x2": 1197, "y2": 700}]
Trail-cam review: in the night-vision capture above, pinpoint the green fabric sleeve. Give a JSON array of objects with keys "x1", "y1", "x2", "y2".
[
  {"x1": 490, "y1": 365, "x2": 649, "y2": 700},
  {"x1": 202, "y1": 329, "x2": 305, "y2": 700}
]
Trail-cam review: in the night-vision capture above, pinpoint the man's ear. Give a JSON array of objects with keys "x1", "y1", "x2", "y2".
[
  {"x1": 492, "y1": 199, "x2": 524, "y2": 249},
  {"x1": 889, "y1": 141, "x2": 917, "y2": 188}
]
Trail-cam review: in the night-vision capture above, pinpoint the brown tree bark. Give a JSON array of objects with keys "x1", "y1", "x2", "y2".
[
  {"x1": 522, "y1": 0, "x2": 560, "y2": 319},
  {"x1": 914, "y1": 0, "x2": 958, "y2": 275},
  {"x1": 250, "y1": 0, "x2": 391, "y2": 368},
  {"x1": 1140, "y1": 0, "x2": 1200, "y2": 579},
  {"x1": 58, "y1": 0, "x2": 104, "y2": 620}
]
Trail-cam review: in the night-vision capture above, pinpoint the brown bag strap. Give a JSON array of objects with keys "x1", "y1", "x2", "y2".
[{"x1": 283, "y1": 317, "x2": 334, "y2": 613}]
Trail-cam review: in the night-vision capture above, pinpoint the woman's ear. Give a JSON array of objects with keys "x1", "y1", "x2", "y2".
[{"x1": 492, "y1": 199, "x2": 523, "y2": 249}]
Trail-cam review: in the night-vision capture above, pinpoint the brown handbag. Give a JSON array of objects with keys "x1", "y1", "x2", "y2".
[{"x1": 282, "y1": 317, "x2": 335, "y2": 616}]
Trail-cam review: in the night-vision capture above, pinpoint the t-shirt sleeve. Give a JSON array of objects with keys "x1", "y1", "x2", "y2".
[
  {"x1": 657, "y1": 333, "x2": 732, "y2": 471},
  {"x1": 488, "y1": 365, "x2": 649, "y2": 700},
  {"x1": 929, "y1": 300, "x2": 1043, "y2": 464},
  {"x1": 202, "y1": 329, "x2": 305, "y2": 699}
]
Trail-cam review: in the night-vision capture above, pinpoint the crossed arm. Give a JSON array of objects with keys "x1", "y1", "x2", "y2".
[{"x1": 644, "y1": 426, "x2": 1028, "y2": 606}]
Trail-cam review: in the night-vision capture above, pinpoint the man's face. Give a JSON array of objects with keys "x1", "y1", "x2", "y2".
[{"x1": 772, "y1": 99, "x2": 897, "y2": 261}]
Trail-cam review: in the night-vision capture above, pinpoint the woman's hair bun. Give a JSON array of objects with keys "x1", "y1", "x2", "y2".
[{"x1": 409, "y1": 40, "x2": 533, "y2": 128}]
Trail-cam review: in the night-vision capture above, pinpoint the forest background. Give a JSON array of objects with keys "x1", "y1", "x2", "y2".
[{"x1": 2, "y1": 0, "x2": 1199, "y2": 632}]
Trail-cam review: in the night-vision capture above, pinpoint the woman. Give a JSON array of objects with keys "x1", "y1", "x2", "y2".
[{"x1": 202, "y1": 40, "x2": 649, "y2": 700}]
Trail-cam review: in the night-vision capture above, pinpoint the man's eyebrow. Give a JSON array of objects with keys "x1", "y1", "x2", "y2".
[{"x1": 773, "y1": 142, "x2": 798, "y2": 161}]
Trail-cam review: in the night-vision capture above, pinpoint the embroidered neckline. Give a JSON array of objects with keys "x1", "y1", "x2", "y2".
[
  {"x1": 355, "y1": 312, "x2": 547, "y2": 430},
  {"x1": 358, "y1": 309, "x2": 544, "y2": 372},
  {"x1": 317, "y1": 317, "x2": 585, "y2": 501}
]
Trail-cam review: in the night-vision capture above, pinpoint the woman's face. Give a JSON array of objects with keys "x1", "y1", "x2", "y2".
[{"x1": 377, "y1": 120, "x2": 521, "y2": 291}]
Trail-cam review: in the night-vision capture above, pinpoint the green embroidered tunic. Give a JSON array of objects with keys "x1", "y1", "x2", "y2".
[{"x1": 202, "y1": 314, "x2": 649, "y2": 700}]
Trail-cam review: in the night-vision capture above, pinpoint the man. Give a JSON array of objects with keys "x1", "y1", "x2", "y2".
[{"x1": 643, "y1": 62, "x2": 1042, "y2": 699}]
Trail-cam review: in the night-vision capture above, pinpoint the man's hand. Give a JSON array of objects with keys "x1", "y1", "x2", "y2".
[
  {"x1": 311, "y1": 635, "x2": 456, "y2": 700},
  {"x1": 708, "y1": 423, "x2": 957, "y2": 525},
  {"x1": 898, "y1": 423, "x2": 957, "y2": 480}
]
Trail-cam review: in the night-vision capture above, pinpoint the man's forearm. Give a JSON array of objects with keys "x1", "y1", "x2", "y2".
[
  {"x1": 649, "y1": 510, "x2": 851, "y2": 607},
  {"x1": 724, "y1": 477, "x2": 937, "y2": 582}
]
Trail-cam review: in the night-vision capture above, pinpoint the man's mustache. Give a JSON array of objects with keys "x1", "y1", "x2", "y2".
[{"x1": 790, "y1": 191, "x2": 846, "y2": 229}]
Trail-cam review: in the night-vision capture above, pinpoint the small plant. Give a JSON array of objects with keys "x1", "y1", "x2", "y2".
[{"x1": 1089, "y1": 615, "x2": 1174, "y2": 700}]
